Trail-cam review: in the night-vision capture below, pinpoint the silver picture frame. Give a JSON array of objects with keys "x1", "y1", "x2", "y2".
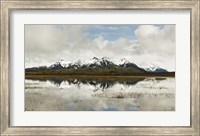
[{"x1": 1, "y1": 0, "x2": 199, "y2": 135}]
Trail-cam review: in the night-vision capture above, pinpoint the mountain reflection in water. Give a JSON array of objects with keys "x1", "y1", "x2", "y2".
[
  {"x1": 25, "y1": 77, "x2": 146, "y2": 92},
  {"x1": 25, "y1": 77, "x2": 175, "y2": 111}
]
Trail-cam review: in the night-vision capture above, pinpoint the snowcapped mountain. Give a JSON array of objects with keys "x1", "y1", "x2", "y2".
[
  {"x1": 88, "y1": 57, "x2": 101, "y2": 65},
  {"x1": 119, "y1": 58, "x2": 138, "y2": 68},
  {"x1": 59, "y1": 59, "x2": 69, "y2": 67},
  {"x1": 49, "y1": 59, "x2": 71, "y2": 70},
  {"x1": 139, "y1": 63, "x2": 168, "y2": 73},
  {"x1": 82, "y1": 57, "x2": 117, "y2": 68},
  {"x1": 85, "y1": 57, "x2": 101, "y2": 68},
  {"x1": 49, "y1": 61, "x2": 63, "y2": 70},
  {"x1": 67, "y1": 59, "x2": 85, "y2": 69},
  {"x1": 118, "y1": 58, "x2": 130, "y2": 65},
  {"x1": 153, "y1": 68, "x2": 168, "y2": 73},
  {"x1": 26, "y1": 57, "x2": 169, "y2": 73},
  {"x1": 48, "y1": 57, "x2": 119, "y2": 69}
]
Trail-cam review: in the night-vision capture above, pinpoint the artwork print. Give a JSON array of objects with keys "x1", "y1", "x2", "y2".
[{"x1": 25, "y1": 24, "x2": 175, "y2": 111}]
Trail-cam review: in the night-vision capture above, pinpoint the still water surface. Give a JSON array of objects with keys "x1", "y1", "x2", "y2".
[{"x1": 25, "y1": 77, "x2": 175, "y2": 111}]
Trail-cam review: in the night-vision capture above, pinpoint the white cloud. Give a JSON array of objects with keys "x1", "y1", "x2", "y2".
[
  {"x1": 93, "y1": 36, "x2": 108, "y2": 50},
  {"x1": 25, "y1": 25, "x2": 86, "y2": 67},
  {"x1": 135, "y1": 25, "x2": 175, "y2": 56},
  {"x1": 133, "y1": 25, "x2": 175, "y2": 71},
  {"x1": 25, "y1": 25, "x2": 175, "y2": 71}
]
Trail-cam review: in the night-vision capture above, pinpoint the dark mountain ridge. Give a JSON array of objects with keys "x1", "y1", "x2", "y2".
[{"x1": 25, "y1": 57, "x2": 173, "y2": 76}]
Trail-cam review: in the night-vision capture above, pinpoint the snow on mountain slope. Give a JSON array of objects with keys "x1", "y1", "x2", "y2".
[
  {"x1": 28, "y1": 57, "x2": 168, "y2": 73},
  {"x1": 139, "y1": 63, "x2": 168, "y2": 72},
  {"x1": 49, "y1": 59, "x2": 71, "y2": 69}
]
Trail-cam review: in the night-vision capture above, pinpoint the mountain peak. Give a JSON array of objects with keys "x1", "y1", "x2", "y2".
[
  {"x1": 74, "y1": 59, "x2": 84, "y2": 65},
  {"x1": 49, "y1": 59, "x2": 72, "y2": 69},
  {"x1": 139, "y1": 63, "x2": 168, "y2": 72},
  {"x1": 101, "y1": 57, "x2": 109, "y2": 60},
  {"x1": 120, "y1": 58, "x2": 130, "y2": 64},
  {"x1": 49, "y1": 61, "x2": 63, "y2": 70},
  {"x1": 26, "y1": 57, "x2": 168, "y2": 73},
  {"x1": 92, "y1": 57, "x2": 99, "y2": 60}
]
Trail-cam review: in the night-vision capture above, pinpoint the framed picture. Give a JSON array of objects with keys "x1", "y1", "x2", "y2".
[{"x1": 1, "y1": 0, "x2": 199, "y2": 135}]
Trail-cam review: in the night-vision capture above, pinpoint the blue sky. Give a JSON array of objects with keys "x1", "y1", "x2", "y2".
[
  {"x1": 86, "y1": 25, "x2": 138, "y2": 41},
  {"x1": 55, "y1": 24, "x2": 166, "y2": 41},
  {"x1": 86, "y1": 24, "x2": 165, "y2": 41}
]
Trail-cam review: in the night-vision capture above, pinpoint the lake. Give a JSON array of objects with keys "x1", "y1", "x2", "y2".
[{"x1": 25, "y1": 77, "x2": 175, "y2": 111}]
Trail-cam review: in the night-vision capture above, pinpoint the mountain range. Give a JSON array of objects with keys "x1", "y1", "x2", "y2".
[{"x1": 26, "y1": 57, "x2": 168, "y2": 73}]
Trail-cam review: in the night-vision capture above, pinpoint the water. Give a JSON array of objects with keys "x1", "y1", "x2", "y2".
[{"x1": 25, "y1": 77, "x2": 175, "y2": 111}]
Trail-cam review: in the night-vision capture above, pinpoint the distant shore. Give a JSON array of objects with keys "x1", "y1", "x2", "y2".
[{"x1": 25, "y1": 72, "x2": 175, "y2": 79}]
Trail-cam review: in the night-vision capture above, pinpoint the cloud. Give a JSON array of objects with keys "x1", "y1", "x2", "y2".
[
  {"x1": 25, "y1": 24, "x2": 175, "y2": 71},
  {"x1": 135, "y1": 25, "x2": 175, "y2": 56},
  {"x1": 132, "y1": 25, "x2": 175, "y2": 70},
  {"x1": 25, "y1": 25, "x2": 87, "y2": 66},
  {"x1": 107, "y1": 26, "x2": 118, "y2": 30},
  {"x1": 93, "y1": 36, "x2": 109, "y2": 50}
]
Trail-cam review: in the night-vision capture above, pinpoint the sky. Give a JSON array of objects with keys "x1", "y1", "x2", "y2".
[{"x1": 25, "y1": 24, "x2": 175, "y2": 71}]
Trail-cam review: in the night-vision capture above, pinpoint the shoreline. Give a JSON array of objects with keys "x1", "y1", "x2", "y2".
[{"x1": 25, "y1": 73, "x2": 175, "y2": 79}]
